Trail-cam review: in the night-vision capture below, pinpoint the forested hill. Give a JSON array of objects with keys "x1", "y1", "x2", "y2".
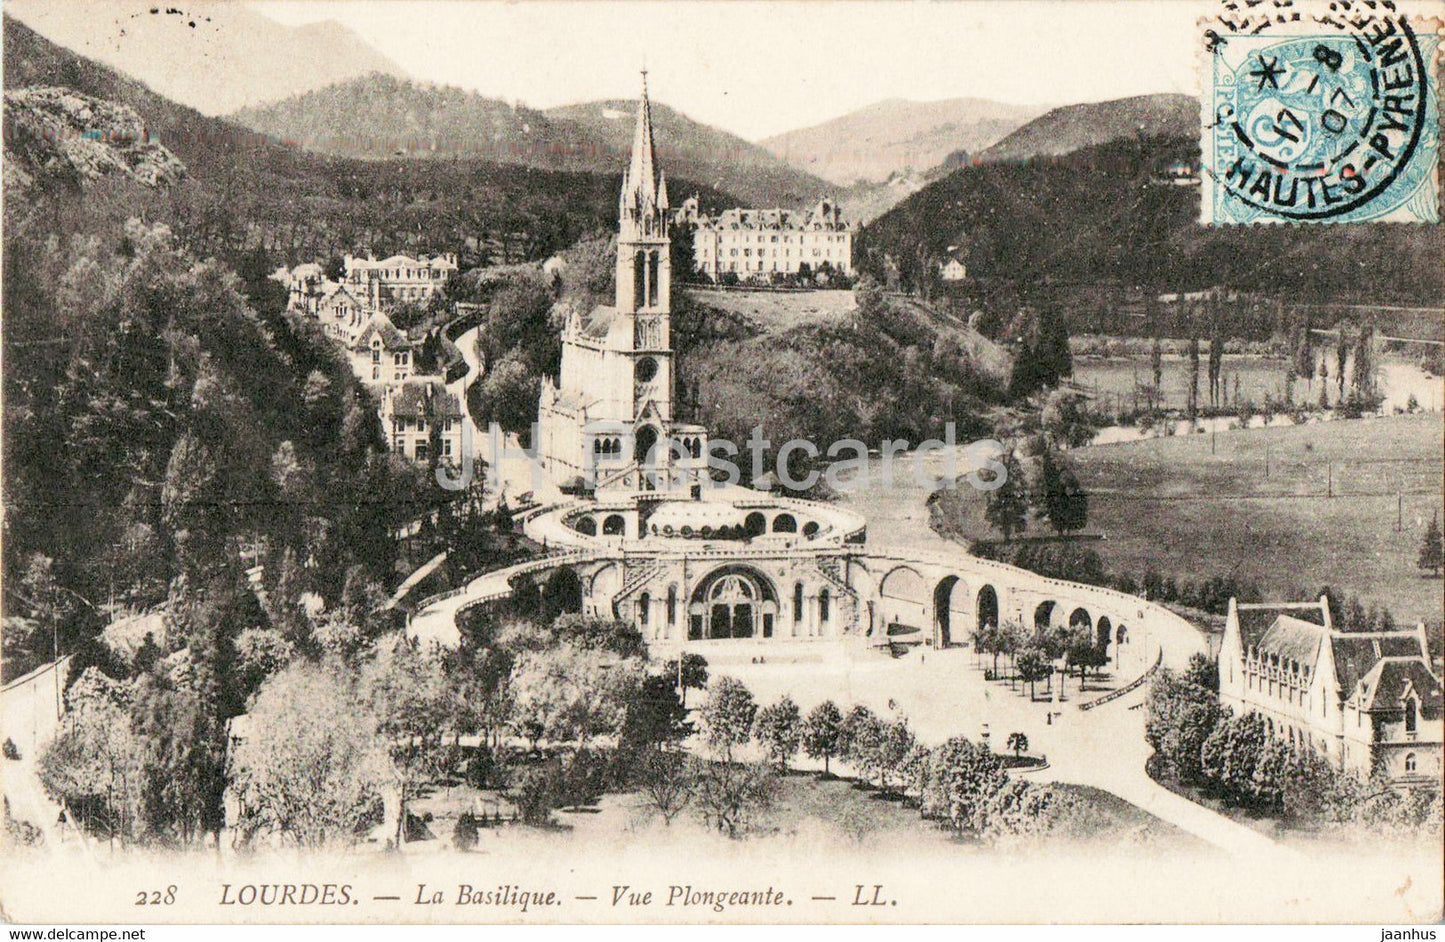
[
  {"x1": 230, "y1": 74, "x2": 831, "y2": 208},
  {"x1": 3, "y1": 17, "x2": 738, "y2": 265},
  {"x1": 859, "y1": 135, "x2": 1442, "y2": 306}
]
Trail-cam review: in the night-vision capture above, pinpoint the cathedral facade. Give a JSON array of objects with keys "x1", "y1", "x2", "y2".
[{"x1": 535, "y1": 77, "x2": 709, "y2": 495}]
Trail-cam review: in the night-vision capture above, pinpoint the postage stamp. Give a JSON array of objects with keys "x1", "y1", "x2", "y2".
[{"x1": 1202, "y1": 9, "x2": 1441, "y2": 223}]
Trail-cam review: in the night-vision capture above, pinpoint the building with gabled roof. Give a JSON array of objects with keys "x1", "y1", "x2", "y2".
[
  {"x1": 343, "y1": 251, "x2": 457, "y2": 310},
  {"x1": 1219, "y1": 595, "x2": 1441, "y2": 785},
  {"x1": 379, "y1": 377, "x2": 463, "y2": 466},
  {"x1": 349, "y1": 311, "x2": 415, "y2": 385}
]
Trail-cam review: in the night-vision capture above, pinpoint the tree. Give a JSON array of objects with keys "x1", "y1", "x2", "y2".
[
  {"x1": 1418, "y1": 512, "x2": 1443, "y2": 577},
  {"x1": 1200, "y1": 711, "x2": 1267, "y2": 803},
  {"x1": 453, "y1": 811, "x2": 480, "y2": 850},
  {"x1": 692, "y1": 757, "x2": 776, "y2": 839},
  {"x1": 360, "y1": 644, "x2": 455, "y2": 846},
  {"x1": 635, "y1": 749, "x2": 693, "y2": 825},
  {"x1": 1145, "y1": 668, "x2": 1225, "y2": 785},
  {"x1": 1150, "y1": 333, "x2": 1163, "y2": 408},
  {"x1": 620, "y1": 674, "x2": 693, "y2": 751},
  {"x1": 700, "y1": 676, "x2": 757, "y2": 762},
  {"x1": 753, "y1": 696, "x2": 802, "y2": 773},
  {"x1": 228, "y1": 662, "x2": 389, "y2": 849},
  {"x1": 924, "y1": 737, "x2": 1008, "y2": 835},
  {"x1": 1188, "y1": 335, "x2": 1201, "y2": 420},
  {"x1": 1005, "y1": 732, "x2": 1029, "y2": 759},
  {"x1": 984, "y1": 451, "x2": 1028, "y2": 541},
  {"x1": 1182, "y1": 652, "x2": 1219, "y2": 692},
  {"x1": 663, "y1": 653, "x2": 709, "y2": 707},
  {"x1": 1014, "y1": 646, "x2": 1052, "y2": 699},
  {"x1": 802, "y1": 700, "x2": 844, "y2": 775},
  {"x1": 1036, "y1": 448, "x2": 1088, "y2": 535},
  {"x1": 876, "y1": 718, "x2": 917, "y2": 792},
  {"x1": 838, "y1": 704, "x2": 884, "y2": 778},
  {"x1": 510, "y1": 645, "x2": 643, "y2": 747}
]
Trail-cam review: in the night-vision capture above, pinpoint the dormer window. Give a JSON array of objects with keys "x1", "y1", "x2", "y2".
[{"x1": 1404, "y1": 695, "x2": 1418, "y2": 736}]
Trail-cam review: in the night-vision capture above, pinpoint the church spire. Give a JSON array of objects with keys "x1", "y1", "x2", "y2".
[{"x1": 619, "y1": 71, "x2": 664, "y2": 236}]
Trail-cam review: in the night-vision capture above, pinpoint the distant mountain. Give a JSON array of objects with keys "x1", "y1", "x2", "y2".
[
  {"x1": 549, "y1": 98, "x2": 834, "y2": 208},
  {"x1": 860, "y1": 134, "x2": 1440, "y2": 307},
  {"x1": 5, "y1": 1, "x2": 407, "y2": 116},
  {"x1": 2, "y1": 16, "x2": 737, "y2": 266},
  {"x1": 3, "y1": 85, "x2": 185, "y2": 194},
  {"x1": 229, "y1": 76, "x2": 831, "y2": 208},
  {"x1": 974, "y1": 93, "x2": 1197, "y2": 164},
  {"x1": 761, "y1": 97, "x2": 1044, "y2": 186}
]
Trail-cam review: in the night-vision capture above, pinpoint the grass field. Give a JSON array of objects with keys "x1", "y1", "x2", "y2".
[
  {"x1": 1071, "y1": 355, "x2": 1442, "y2": 415},
  {"x1": 934, "y1": 413, "x2": 1445, "y2": 627},
  {"x1": 407, "y1": 763, "x2": 1200, "y2": 855},
  {"x1": 686, "y1": 288, "x2": 857, "y2": 332}
]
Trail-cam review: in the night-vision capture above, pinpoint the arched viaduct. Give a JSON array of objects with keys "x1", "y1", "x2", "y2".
[{"x1": 408, "y1": 539, "x2": 1206, "y2": 675}]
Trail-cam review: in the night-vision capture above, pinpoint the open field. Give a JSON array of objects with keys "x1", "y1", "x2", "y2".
[
  {"x1": 1071, "y1": 354, "x2": 1443, "y2": 416},
  {"x1": 406, "y1": 753, "x2": 1201, "y2": 857},
  {"x1": 686, "y1": 288, "x2": 857, "y2": 332},
  {"x1": 932, "y1": 414, "x2": 1445, "y2": 627}
]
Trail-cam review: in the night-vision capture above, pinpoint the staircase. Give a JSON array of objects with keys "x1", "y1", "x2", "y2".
[
  {"x1": 611, "y1": 558, "x2": 664, "y2": 607},
  {"x1": 815, "y1": 556, "x2": 861, "y2": 633},
  {"x1": 595, "y1": 462, "x2": 639, "y2": 492}
]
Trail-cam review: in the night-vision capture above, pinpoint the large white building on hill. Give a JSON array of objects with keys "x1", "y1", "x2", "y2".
[{"x1": 677, "y1": 197, "x2": 854, "y2": 283}]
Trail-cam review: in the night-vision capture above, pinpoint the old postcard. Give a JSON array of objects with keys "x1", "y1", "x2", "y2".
[{"x1": 1, "y1": 0, "x2": 1441, "y2": 928}]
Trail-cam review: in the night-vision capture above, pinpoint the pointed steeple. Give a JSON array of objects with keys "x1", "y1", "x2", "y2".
[
  {"x1": 627, "y1": 70, "x2": 658, "y2": 208},
  {"x1": 657, "y1": 170, "x2": 669, "y2": 212},
  {"x1": 618, "y1": 71, "x2": 666, "y2": 238}
]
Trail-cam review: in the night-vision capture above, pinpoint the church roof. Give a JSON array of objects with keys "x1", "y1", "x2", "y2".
[
  {"x1": 1330, "y1": 633, "x2": 1429, "y2": 693},
  {"x1": 354, "y1": 312, "x2": 409, "y2": 350},
  {"x1": 578, "y1": 305, "x2": 620, "y2": 340},
  {"x1": 1350, "y1": 658, "x2": 1443, "y2": 715}
]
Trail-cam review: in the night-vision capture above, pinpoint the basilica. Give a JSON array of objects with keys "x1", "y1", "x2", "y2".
[{"x1": 535, "y1": 75, "x2": 710, "y2": 495}]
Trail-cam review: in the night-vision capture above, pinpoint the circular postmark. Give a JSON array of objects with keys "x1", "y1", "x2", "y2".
[{"x1": 1212, "y1": 15, "x2": 1429, "y2": 220}]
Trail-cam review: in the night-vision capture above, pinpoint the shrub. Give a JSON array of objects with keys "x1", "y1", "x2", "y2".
[
  {"x1": 2, "y1": 738, "x2": 19, "y2": 761},
  {"x1": 453, "y1": 811, "x2": 479, "y2": 851}
]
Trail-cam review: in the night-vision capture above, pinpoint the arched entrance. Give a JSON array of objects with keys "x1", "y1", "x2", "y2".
[
  {"x1": 602, "y1": 514, "x2": 626, "y2": 536},
  {"x1": 634, "y1": 425, "x2": 659, "y2": 466},
  {"x1": 540, "y1": 567, "x2": 582, "y2": 621},
  {"x1": 977, "y1": 585, "x2": 999, "y2": 633},
  {"x1": 688, "y1": 566, "x2": 778, "y2": 640},
  {"x1": 744, "y1": 512, "x2": 767, "y2": 538},
  {"x1": 1034, "y1": 600, "x2": 1058, "y2": 632},
  {"x1": 1069, "y1": 607, "x2": 1093, "y2": 632},
  {"x1": 1096, "y1": 616, "x2": 1113, "y2": 654},
  {"x1": 933, "y1": 575, "x2": 961, "y2": 647}
]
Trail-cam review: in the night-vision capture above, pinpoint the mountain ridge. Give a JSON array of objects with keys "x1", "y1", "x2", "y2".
[
  {"x1": 975, "y1": 93, "x2": 1198, "y2": 164},
  {"x1": 760, "y1": 96, "x2": 1045, "y2": 186},
  {"x1": 5, "y1": 1, "x2": 408, "y2": 116},
  {"x1": 229, "y1": 75, "x2": 833, "y2": 209}
]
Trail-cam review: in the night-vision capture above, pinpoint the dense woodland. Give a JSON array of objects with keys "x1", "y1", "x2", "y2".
[{"x1": 859, "y1": 136, "x2": 1443, "y2": 313}]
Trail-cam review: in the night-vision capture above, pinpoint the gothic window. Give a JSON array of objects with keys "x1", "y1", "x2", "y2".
[
  {"x1": 1405, "y1": 753, "x2": 1418, "y2": 773},
  {"x1": 1405, "y1": 697, "x2": 1418, "y2": 734},
  {"x1": 666, "y1": 586, "x2": 677, "y2": 626},
  {"x1": 819, "y1": 588, "x2": 831, "y2": 624},
  {"x1": 638, "y1": 592, "x2": 650, "y2": 627},
  {"x1": 633, "y1": 251, "x2": 646, "y2": 309},
  {"x1": 648, "y1": 251, "x2": 660, "y2": 307},
  {"x1": 793, "y1": 582, "x2": 804, "y2": 622}
]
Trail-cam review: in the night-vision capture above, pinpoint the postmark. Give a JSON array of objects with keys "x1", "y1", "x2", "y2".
[{"x1": 1202, "y1": 8, "x2": 1441, "y2": 223}]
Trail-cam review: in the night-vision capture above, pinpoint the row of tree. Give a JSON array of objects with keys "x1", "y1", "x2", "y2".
[{"x1": 1145, "y1": 659, "x2": 1441, "y2": 833}]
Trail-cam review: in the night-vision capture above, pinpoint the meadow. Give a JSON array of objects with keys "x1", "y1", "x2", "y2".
[{"x1": 934, "y1": 413, "x2": 1445, "y2": 627}]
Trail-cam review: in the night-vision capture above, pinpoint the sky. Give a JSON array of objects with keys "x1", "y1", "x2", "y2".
[{"x1": 249, "y1": 1, "x2": 1203, "y2": 140}]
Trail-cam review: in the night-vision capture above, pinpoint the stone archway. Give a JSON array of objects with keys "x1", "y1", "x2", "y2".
[
  {"x1": 602, "y1": 514, "x2": 626, "y2": 536},
  {"x1": 634, "y1": 425, "x2": 659, "y2": 466},
  {"x1": 688, "y1": 565, "x2": 779, "y2": 640},
  {"x1": 744, "y1": 512, "x2": 767, "y2": 538},
  {"x1": 1096, "y1": 616, "x2": 1113, "y2": 654},
  {"x1": 977, "y1": 585, "x2": 999, "y2": 634},
  {"x1": 1069, "y1": 607, "x2": 1093, "y2": 632},
  {"x1": 933, "y1": 575, "x2": 961, "y2": 648},
  {"x1": 1034, "y1": 600, "x2": 1058, "y2": 632}
]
